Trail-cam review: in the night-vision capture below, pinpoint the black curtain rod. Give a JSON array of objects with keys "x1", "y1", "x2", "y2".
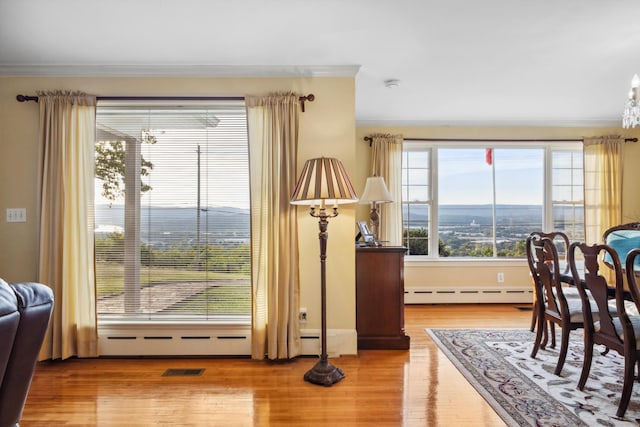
[
  {"x1": 16, "y1": 94, "x2": 316, "y2": 112},
  {"x1": 364, "y1": 136, "x2": 638, "y2": 144}
]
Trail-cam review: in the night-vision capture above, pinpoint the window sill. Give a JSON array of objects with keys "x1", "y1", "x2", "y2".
[
  {"x1": 98, "y1": 316, "x2": 251, "y2": 328},
  {"x1": 404, "y1": 257, "x2": 527, "y2": 267}
]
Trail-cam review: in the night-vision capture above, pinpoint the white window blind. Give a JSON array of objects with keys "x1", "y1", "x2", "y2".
[{"x1": 94, "y1": 101, "x2": 251, "y2": 322}]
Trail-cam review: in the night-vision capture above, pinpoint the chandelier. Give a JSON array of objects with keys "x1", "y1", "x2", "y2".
[{"x1": 623, "y1": 74, "x2": 640, "y2": 128}]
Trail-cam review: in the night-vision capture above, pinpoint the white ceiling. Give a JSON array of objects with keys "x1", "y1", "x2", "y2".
[{"x1": 2, "y1": 0, "x2": 640, "y2": 127}]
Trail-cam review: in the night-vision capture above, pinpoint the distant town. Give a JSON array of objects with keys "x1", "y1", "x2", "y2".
[
  {"x1": 403, "y1": 204, "x2": 583, "y2": 256},
  {"x1": 95, "y1": 203, "x2": 583, "y2": 257}
]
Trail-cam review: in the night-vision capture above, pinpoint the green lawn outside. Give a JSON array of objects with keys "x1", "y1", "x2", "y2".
[
  {"x1": 96, "y1": 261, "x2": 250, "y2": 296},
  {"x1": 168, "y1": 285, "x2": 251, "y2": 314}
]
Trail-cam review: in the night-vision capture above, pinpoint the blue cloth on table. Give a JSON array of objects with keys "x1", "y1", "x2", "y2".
[{"x1": 605, "y1": 230, "x2": 640, "y2": 269}]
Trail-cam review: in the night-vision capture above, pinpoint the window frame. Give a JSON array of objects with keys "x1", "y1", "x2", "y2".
[
  {"x1": 94, "y1": 99, "x2": 252, "y2": 325},
  {"x1": 402, "y1": 140, "x2": 583, "y2": 260}
]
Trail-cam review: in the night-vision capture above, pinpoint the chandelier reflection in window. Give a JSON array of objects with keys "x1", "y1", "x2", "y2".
[{"x1": 623, "y1": 74, "x2": 640, "y2": 128}]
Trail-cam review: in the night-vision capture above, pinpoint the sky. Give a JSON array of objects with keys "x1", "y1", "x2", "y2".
[{"x1": 437, "y1": 148, "x2": 544, "y2": 205}]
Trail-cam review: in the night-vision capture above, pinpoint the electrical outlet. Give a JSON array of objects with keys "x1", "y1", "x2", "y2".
[
  {"x1": 497, "y1": 272, "x2": 505, "y2": 283},
  {"x1": 299, "y1": 307, "x2": 307, "y2": 323}
]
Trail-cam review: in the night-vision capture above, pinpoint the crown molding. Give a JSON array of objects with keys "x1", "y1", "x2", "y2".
[
  {"x1": 0, "y1": 64, "x2": 361, "y2": 78},
  {"x1": 355, "y1": 118, "x2": 624, "y2": 128}
]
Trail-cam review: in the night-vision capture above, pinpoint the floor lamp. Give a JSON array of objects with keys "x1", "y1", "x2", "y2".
[{"x1": 290, "y1": 157, "x2": 358, "y2": 386}]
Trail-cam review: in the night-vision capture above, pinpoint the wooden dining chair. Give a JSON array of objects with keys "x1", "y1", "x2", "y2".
[
  {"x1": 569, "y1": 242, "x2": 640, "y2": 418},
  {"x1": 528, "y1": 231, "x2": 579, "y2": 333},
  {"x1": 527, "y1": 235, "x2": 585, "y2": 375}
]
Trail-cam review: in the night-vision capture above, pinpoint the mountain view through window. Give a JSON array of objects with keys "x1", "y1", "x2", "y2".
[
  {"x1": 94, "y1": 101, "x2": 251, "y2": 322},
  {"x1": 402, "y1": 144, "x2": 584, "y2": 257}
]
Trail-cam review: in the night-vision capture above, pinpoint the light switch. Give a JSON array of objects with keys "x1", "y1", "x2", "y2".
[{"x1": 6, "y1": 208, "x2": 26, "y2": 223}]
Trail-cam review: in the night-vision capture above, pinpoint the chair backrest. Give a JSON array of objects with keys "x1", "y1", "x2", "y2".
[
  {"x1": 529, "y1": 231, "x2": 571, "y2": 274},
  {"x1": 526, "y1": 235, "x2": 566, "y2": 316},
  {"x1": 625, "y1": 248, "x2": 640, "y2": 315},
  {"x1": 603, "y1": 222, "x2": 640, "y2": 270},
  {"x1": 569, "y1": 242, "x2": 630, "y2": 351}
]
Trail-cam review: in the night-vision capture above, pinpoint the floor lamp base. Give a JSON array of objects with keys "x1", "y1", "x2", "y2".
[{"x1": 303, "y1": 358, "x2": 345, "y2": 387}]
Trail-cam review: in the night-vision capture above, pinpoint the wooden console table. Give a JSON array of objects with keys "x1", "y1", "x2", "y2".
[{"x1": 356, "y1": 246, "x2": 410, "y2": 350}]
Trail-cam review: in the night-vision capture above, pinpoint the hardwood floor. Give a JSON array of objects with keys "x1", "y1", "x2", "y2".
[{"x1": 21, "y1": 303, "x2": 531, "y2": 426}]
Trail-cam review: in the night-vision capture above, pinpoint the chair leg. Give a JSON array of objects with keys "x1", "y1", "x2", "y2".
[
  {"x1": 616, "y1": 356, "x2": 635, "y2": 418},
  {"x1": 529, "y1": 278, "x2": 537, "y2": 332},
  {"x1": 543, "y1": 322, "x2": 555, "y2": 349},
  {"x1": 530, "y1": 313, "x2": 545, "y2": 358},
  {"x1": 578, "y1": 334, "x2": 593, "y2": 390},
  {"x1": 530, "y1": 302, "x2": 537, "y2": 332},
  {"x1": 544, "y1": 320, "x2": 550, "y2": 348},
  {"x1": 554, "y1": 327, "x2": 570, "y2": 376}
]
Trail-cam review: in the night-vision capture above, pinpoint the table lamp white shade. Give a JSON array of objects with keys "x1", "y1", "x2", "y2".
[
  {"x1": 359, "y1": 176, "x2": 393, "y2": 204},
  {"x1": 290, "y1": 157, "x2": 358, "y2": 205}
]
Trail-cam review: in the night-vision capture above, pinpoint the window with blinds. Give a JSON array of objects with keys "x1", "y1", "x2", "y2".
[{"x1": 94, "y1": 101, "x2": 251, "y2": 322}]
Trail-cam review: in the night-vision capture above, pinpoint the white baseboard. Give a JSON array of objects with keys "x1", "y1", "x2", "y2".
[
  {"x1": 98, "y1": 323, "x2": 357, "y2": 357},
  {"x1": 300, "y1": 328, "x2": 358, "y2": 357},
  {"x1": 404, "y1": 286, "x2": 533, "y2": 304},
  {"x1": 98, "y1": 323, "x2": 252, "y2": 356}
]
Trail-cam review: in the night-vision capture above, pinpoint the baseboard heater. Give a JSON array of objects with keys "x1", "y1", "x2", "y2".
[
  {"x1": 404, "y1": 286, "x2": 533, "y2": 304},
  {"x1": 98, "y1": 325, "x2": 252, "y2": 356}
]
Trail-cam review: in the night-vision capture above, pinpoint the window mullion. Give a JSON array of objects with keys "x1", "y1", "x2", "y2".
[
  {"x1": 124, "y1": 135, "x2": 141, "y2": 314},
  {"x1": 430, "y1": 148, "x2": 438, "y2": 257},
  {"x1": 543, "y1": 146, "x2": 553, "y2": 232}
]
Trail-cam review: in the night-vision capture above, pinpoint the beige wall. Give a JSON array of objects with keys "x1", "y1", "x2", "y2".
[
  {"x1": 0, "y1": 75, "x2": 356, "y2": 332},
  {"x1": 355, "y1": 125, "x2": 640, "y2": 291},
  {"x1": 3, "y1": 73, "x2": 640, "y2": 332}
]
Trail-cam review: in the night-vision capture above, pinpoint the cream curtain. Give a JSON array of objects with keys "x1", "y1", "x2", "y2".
[
  {"x1": 37, "y1": 91, "x2": 98, "y2": 360},
  {"x1": 246, "y1": 93, "x2": 301, "y2": 360},
  {"x1": 583, "y1": 135, "x2": 624, "y2": 244},
  {"x1": 370, "y1": 133, "x2": 403, "y2": 246}
]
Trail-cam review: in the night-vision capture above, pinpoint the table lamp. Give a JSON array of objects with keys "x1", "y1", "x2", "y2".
[{"x1": 359, "y1": 176, "x2": 393, "y2": 241}]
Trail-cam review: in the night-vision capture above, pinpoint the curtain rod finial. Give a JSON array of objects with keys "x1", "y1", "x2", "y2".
[
  {"x1": 16, "y1": 94, "x2": 38, "y2": 102},
  {"x1": 299, "y1": 94, "x2": 315, "y2": 112}
]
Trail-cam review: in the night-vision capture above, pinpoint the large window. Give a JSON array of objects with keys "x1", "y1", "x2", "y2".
[
  {"x1": 94, "y1": 101, "x2": 251, "y2": 322},
  {"x1": 402, "y1": 141, "x2": 584, "y2": 258}
]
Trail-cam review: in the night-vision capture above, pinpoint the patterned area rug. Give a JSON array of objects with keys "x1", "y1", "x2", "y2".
[{"x1": 426, "y1": 328, "x2": 640, "y2": 426}]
